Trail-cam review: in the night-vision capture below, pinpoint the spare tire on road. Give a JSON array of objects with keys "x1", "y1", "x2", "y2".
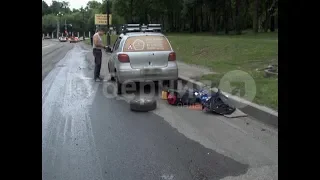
[{"x1": 130, "y1": 96, "x2": 157, "y2": 112}]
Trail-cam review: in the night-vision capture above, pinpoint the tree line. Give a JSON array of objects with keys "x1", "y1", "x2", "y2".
[{"x1": 42, "y1": 0, "x2": 278, "y2": 35}]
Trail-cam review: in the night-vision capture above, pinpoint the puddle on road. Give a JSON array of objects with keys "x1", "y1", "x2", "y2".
[{"x1": 42, "y1": 44, "x2": 104, "y2": 180}]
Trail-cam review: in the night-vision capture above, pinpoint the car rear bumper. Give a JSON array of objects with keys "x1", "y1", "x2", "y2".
[{"x1": 117, "y1": 66, "x2": 178, "y2": 84}]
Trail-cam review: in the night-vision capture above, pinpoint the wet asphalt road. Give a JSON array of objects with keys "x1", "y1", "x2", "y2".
[
  {"x1": 42, "y1": 41, "x2": 278, "y2": 180},
  {"x1": 42, "y1": 40, "x2": 74, "y2": 80}
]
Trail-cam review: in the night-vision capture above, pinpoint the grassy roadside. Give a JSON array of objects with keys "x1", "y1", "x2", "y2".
[{"x1": 166, "y1": 32, "x2": 278, "y2": 110}]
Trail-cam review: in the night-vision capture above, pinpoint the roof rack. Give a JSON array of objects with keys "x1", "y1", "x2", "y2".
[
  {"x1": 147, "y1": 24, "x2": 162, "y2": 32},
  {"x1": 123, "y1": 24, "x2": 141, "y2": 33},
  {"x1": 122, "y1": 24, "x2": 163, "y2": 34}
]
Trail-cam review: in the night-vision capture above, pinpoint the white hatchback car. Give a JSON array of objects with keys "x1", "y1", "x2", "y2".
[
  {"x1": 106, "y1": 24, "x2": 178, "y2": 94},
  {"x1": 59, "y1": 36, "x2": 67, "y2": 42}
]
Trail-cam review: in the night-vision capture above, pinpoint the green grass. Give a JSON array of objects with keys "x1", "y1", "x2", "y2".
[
  {"x1": 84, "y1": 34, "x2": 117, "y2": 46},
  {"x1": 166, "y1": 31, "x2": 278, "y2": 110}
]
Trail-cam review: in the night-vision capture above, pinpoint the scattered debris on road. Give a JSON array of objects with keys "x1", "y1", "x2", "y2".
[{"x1": 164, "y1": 87, "x2": 244, "y2": 117}]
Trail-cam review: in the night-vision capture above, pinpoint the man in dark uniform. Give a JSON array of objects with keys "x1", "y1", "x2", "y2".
[{"x1": 92, "y1": 28, "x2": 106, "y2": 81}]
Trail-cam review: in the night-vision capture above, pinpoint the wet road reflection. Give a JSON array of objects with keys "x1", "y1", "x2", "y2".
[{"x1": 42, "y1": 44, "x2": 277, "y2": 180}]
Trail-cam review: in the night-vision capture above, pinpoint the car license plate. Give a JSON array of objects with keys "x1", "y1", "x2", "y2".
[{"x1": 142, "y1": 68, "x2": 160, "y2": 75}]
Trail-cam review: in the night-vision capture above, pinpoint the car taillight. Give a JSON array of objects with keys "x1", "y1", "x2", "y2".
[
  {"x1": 168, "y1": 52, "x2": 176, "y2": 61},
  {"x1": 118, "y1": 54, "x2": 130, "y2": 63}
]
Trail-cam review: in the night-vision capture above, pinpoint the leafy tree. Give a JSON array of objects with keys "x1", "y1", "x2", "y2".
[
  {"x1": 42, "y1": 1, "x2": 50, "y2": 16},
  {"x1": 42, "y1": 0, "x2": 278, "y2": 35},
  {"x1": 87, "y1": 0, "x2": 102, "y2": 9}
]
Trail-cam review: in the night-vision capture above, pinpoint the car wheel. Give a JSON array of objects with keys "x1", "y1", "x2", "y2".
[
  {"x1": 130, "y1": 96, "x2": 157, "y2": 112},
  {"x1": 108, "y1": 63, "x2": 115, "y2": 81},
  {"x1": 173, "y1": 80, "x2": 178, "y2": 90},
  {"x1": 116, "y1": 77, "x2": 122, "y2": 95},
  {"x1": 162, "y1": 80, "x2": 170, "y2": 90},
  {"x1": 164, "y1": 80, "x2": 178, "y2": 90}
]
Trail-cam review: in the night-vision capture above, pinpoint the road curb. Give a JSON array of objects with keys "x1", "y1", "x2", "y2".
[{"x1": 178, "y1": 75, "x2": 278, "y2": 128}]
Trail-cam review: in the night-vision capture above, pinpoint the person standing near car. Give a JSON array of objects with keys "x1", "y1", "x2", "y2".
[{"x1": 92, "y1": 28, "x2": 105, "y2": 82}]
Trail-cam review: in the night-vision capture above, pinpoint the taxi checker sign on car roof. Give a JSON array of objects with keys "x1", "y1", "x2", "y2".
[{"x1": 132, "y1": 39, "x2": 145, "y2": 50}]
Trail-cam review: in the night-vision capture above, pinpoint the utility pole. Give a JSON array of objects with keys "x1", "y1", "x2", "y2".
[
  {"x1": 65, "y1": 19, "x2": 67, "y2": 36},
  {"x1": 81, "y1": 7, "x2": 87, "y2": 40},
  {"x1": 62, "y1": 2, "x2": 67, "y2": 37},
  {"x1": 57, "y1": 20, "x2": 59, "y2": 38},
  {"x1": 83, "y1": 9, "x2": 85, "y2": 40},
  {"x1": 106, "y1": 0, "x2": 110, "y2": 46},
  {"x1": 57, "y1": 12, "x2": 63, "y2": 37}
]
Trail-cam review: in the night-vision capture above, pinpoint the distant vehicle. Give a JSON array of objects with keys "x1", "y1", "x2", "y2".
[
  {"x1": 44, "y1": 36, "x2": 51, "y2": 39},
  {"x1": 59, "y1": 36, "x2": 67, "y2": 42},
  {"x1": 69, "y1": 36, "x2": 79, "y2": 43},
  {"x1": 106, "y1": 24, "x2": 178, "y2": 94},
  {"x1": 78, "y1": 37, "x2": 85, "y2": 41}
]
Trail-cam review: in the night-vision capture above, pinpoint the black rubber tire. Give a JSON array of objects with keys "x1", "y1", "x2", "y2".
[
  {"x1": 162, "y1": 80, "x2": 169, "y2": 88},
  {"x1": 108, "y1": 63, "x2": 115, "y2": 81},
  {"x1": 116, "y1": 78, "x2": 122, "y2": 95},
  {"x1": 130, "y1": 96, "x2": 157, "y2": 112},
  {"x1": 164, "y1": 80, "x2": 178, "y2": 90},
  {"x1": 173, "y1": 80, "x2": 178, "y2": 90}
]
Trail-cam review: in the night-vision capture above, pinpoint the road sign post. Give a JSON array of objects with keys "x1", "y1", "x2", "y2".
[
  {"x1": 106, "y1": 0, "x2": 110, "y2": 46},
  {"x1": 95, "y1": 13, "x2": 112, "y2": 45},
  {"x1": 94, "y1": 14, "x2": 112, "y2": 25}
]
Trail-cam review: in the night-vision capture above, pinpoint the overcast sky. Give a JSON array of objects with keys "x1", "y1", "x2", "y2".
[{"x1": 44, "y1": 0, "x2": 102, "y2": 10}]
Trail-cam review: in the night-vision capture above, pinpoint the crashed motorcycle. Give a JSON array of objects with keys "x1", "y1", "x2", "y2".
[{"x1": 201, "y1": 89, "x2": 236, "y2": 115}]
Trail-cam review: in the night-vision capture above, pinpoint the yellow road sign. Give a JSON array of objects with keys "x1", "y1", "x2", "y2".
[{"x1": 95, "y1": 14, "x2": 112, "y2": 25}]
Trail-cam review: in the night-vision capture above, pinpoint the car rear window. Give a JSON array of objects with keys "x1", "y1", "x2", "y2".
[{"x1": 123, "y1": 35, "x2": 172, "y2": 52}]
